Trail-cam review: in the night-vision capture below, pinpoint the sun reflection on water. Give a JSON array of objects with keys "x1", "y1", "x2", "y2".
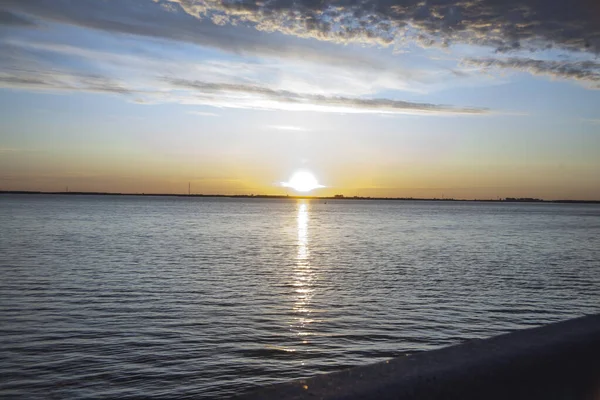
[{"x1": 292, "y1": 201, "x2": 316, "y2": 343}]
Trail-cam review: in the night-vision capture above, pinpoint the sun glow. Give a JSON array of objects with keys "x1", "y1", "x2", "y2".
[{"x1": 282, "y1": 170, "x2": 324, "y2": 193}]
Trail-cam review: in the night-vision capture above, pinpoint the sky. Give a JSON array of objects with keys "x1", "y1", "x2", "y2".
[{"x1": 0, "y1": 0, "x2": 599, "y2": 199}]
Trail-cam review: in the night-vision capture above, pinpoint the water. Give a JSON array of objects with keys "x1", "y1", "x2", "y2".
[{"x1": 1, "y1": 195, "x2": 599, "y2": 398}]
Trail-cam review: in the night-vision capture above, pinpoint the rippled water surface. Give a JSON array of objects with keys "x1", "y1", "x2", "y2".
[{"x1": 1, "y1": 195, "x2": 599, "y2": 398}]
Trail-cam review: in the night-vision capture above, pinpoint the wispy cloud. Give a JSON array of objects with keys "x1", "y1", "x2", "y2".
[
  {"x1": 0, "y1": 69, "x2": 133, "y2": 95},
  {"x1": 0, "y1": 37, "x2": 448, "y2": 98},
  {"x1": 582, "y1": 118, "x2": 600, "y2": 125},
  {"x1": 0, "y1": 147, "x2": 40, "y2": 153},
  {"x1": 0, "y1": 67, "x2": 489, "y2": 115},
  {"x1": 463, "y1": 57, "x2": 600, "y2": 89},
  {"x1": 0, "y1": 0, "x2": 398, "y2": 73},
  {"x1": 0, "y1": 39, "x2": 490, "y2": 116},
  {"x1": 165, "y1": 78, "x2": 490, "y2": 115},
  {"x1": 0, "y1": 10, "x2": 36, "y2": 26},
  {"x1": 268, "y1": 125, "x2": 311, "y2": 131},
  {"x1": 188, "y1": 111, "x2": 219, "y2": 117}
]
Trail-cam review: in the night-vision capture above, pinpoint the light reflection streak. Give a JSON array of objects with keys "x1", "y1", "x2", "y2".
[{"x1": 292, "y1": 201, "x2": 316, "y2": 342}]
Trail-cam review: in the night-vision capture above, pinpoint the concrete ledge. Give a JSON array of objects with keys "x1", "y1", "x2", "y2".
[{"x1": 235, "y1": 314, "x2": 600, "y2": 399}]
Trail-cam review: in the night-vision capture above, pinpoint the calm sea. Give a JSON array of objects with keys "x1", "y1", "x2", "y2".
[{"x1": 1, "y1": 195, "x2": 599, "y2": 398}]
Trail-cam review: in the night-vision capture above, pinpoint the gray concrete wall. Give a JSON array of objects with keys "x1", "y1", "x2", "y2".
[{"x1": 235, "y1": 314, "x2": 600, "y2": 399}]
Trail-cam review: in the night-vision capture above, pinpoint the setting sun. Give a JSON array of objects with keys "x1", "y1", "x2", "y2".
[{"x1": 282, "y1": 170, "x2": 324, "y2": 193}]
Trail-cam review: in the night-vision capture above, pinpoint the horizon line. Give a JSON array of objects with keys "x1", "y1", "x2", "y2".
[{"x1": 1, "y1": 191, "x2": 599, "y2": 204}]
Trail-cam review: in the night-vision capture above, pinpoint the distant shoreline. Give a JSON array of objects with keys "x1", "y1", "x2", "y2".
[{"x1": 1, "y1": 191, "x2": 599, "y2": 204}]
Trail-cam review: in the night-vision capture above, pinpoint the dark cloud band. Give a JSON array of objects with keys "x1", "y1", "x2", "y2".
[
  {"x1": 3, "y1": 0, "x2": 599, "y2": 56},
  {"x1": 170, "y1": 0, "x2": 600, "y2": 53},
  {"x1": 464, "y1": 57, "x2": 600, "y2": 89}
]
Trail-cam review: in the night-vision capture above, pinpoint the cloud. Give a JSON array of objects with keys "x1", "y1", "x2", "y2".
[
  {"x1": 0, "y1": 10, "x2": 35, "y2": 26},
  {"x1": 3, "y1": 37, "x2": 455, "y2": 97},
  {"x1": 165, "y1": 78, "x2": 489, "y2": 115},
  {"x1": 0, "y1": 70, "x2": 134, "y2": 95},
  {"x1": 463, "y1": 57, "x2": 600, "y2": 89},
  {"x1": 0, "y1": 147, "x2": 40, "y2": 153},
  {"x1": 0, "y1": 60, "x2": 489, "y2": 115},
  {"x1": 188, "y1": 111, "x2": 220, "y2": 117},
  {"x1": 2, "y1": 0, "x2": 598, "y2": 96},
  {"x1": 582, "y1": 118, "x2": 600, "y2": 124},
  {"x1": 169, "y1": 0, "x2": 600, "y2": 53},
  {"x1": 0, "y1": 0, "x2": 397, "y2": 73},
  {"x1": 4, "y1": 0, "x2": 600, "y2": 63},
  {"x1": 268, "y1": 125, "x2": 311, "y2": 131},
  {"x1": 0, "y1": 38, "x2": 489, "y2": 115}
]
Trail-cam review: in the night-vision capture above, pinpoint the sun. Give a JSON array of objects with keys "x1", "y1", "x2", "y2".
[{"x1": 282, "y1": 170, "x2": 324, "y2": 193}]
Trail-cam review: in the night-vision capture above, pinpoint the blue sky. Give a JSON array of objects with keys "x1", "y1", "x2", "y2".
[{"x1": 1, "y1": 0, "x2": 599, "y2": 198}]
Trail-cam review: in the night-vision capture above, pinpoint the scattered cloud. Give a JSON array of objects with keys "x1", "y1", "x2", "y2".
[
  {"x1": 2, "y1": 0, "x2": 597, "y2": 115},
  {"x1": 463, "y1": 57, "x2": 600, "y2": 89},
  {"x1": 1, "y1": 0, "x2": 598, "y2": 98}
]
